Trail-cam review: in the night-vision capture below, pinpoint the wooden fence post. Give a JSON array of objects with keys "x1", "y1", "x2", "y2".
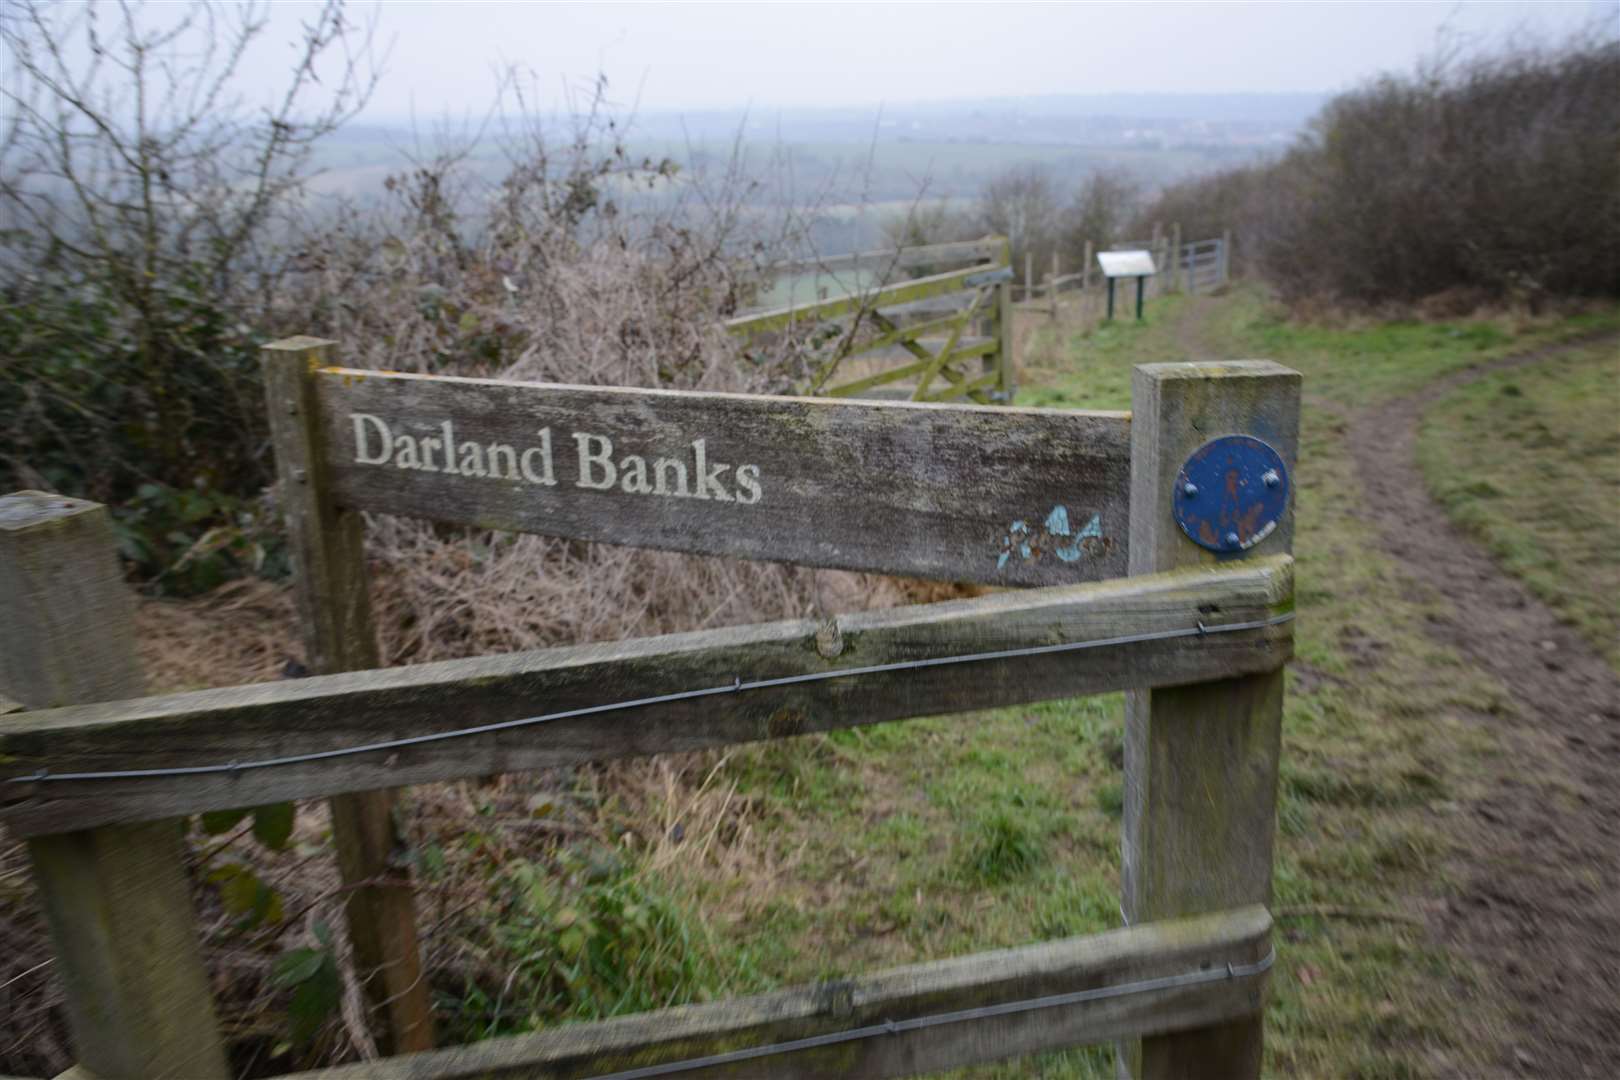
[
  {"x1": 1121, "y1": 361, "x2": 1300, "y2": 1079},
  {"x1": 1082, "y1": 240, "x2": 1095, "y2": 323},
  {"x1": 1050, "y1": 250, "x2": 1061, "y2": 318},
  {"x1": 995, "y1": 277, "x2": 1015, "y2": 398},
  {"x1": 0, "y1": 492, "x2": 228, "y2": 1079},
  {"x1": 262, "y1": 337, "x2": 435, "y2": 1053},
  {"x1": 1149, "y1": 223, "x2": 1162, "y2": 297},
  {"x1": 1221, "y1": 229, "x2": 1233, "y2": 284},
  {"x1": 1171, "y1": 223, "x2": 1183, "y2": 294}
]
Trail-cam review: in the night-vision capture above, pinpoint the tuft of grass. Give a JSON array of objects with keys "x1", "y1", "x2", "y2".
[
  {"x1": 1094, "y1": 782, "x2": 1124, "y2": 818},
  {"x1": 965, "y1": 812, "x2": 1045, "y2": 885}
]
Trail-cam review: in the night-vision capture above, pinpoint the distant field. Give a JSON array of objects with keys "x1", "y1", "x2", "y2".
[{"x1": 306, "y1": 128, "x2": 1266, "y2": 207}]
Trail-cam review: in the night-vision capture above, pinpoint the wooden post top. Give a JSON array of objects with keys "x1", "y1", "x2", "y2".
[
  {"x1": 0, "y1": 490, "x2": 102, "y2": 532},
  {"x1": 1132, "y1": 359, "x2": 1299, "y2": 382}
]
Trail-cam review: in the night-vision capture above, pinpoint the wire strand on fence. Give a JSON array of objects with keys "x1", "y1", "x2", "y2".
[
  {"x1": 8, "y1": 612, "x2": 1293, "y2": 785},
  {"x1": 587, "y1": 948, "x2": 1276, "y2": 1079}
]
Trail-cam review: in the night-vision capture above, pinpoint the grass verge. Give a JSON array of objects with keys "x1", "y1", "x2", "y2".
[{"x1": 1418, "y1": 340, "x2": 1620, "y2": 671}]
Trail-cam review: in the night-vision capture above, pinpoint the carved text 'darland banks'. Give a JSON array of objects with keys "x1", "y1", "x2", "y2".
[{"x1": 347, "y1": 413, "x2": 763, "y2": 504}]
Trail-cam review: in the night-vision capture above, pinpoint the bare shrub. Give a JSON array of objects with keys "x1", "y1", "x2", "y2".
[
  {"x1": 0, "y1": 0, "x2": 377, "y2": 512},
  {"x1": 975, "y1": 164, "x2": 1142, "y2": 288},
  {"x1": 1134, "y1": 30, "x2": 1620, "y2": 308},
  {"x1": 879, "y1": 198, "x2": 981, "y2": 253},
  {"x1": 1128, "y1": 167, "x2": 1257, "y2": 268},
  {"x1": 272, "y1": 78, "x2": 911, "y2": 663},
  {"x1": 1064, "y1": 166, "x2": 1143, "y2": 255},
  {"x1": 977, "y1": 163, "x2": 1063, "y2": 287}
]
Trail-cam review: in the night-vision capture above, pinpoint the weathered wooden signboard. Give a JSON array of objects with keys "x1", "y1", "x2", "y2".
[{"x1": 317, "y1": 367, "x2": 1132, "y2": 585}]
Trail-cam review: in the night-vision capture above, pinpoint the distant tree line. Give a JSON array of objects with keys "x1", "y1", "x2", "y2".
[{"x1": 881, "y1": 163, "x2": 1148, "y2": 286}]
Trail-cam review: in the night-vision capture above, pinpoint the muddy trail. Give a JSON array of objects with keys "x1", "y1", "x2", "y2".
[
  {"x1": 1345, "y1": 332, "x2": 1620, "y2": 1077},
  {"x1": 1170, "y1": 295, "x2": 1620, "y2": 1074}
]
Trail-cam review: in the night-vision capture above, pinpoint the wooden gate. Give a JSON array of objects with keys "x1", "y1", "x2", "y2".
[
  {"x1": 0, "y1": 343, "x2": 1300, "y2": 1079},
  {"x1": 726, "y1": 238, "x2": 1014, "y2": 403}
]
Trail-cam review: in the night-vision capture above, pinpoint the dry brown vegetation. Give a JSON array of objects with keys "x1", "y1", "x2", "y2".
[{"x1": 1136, "y1": 32, "x2": 1620, "y2": 309}]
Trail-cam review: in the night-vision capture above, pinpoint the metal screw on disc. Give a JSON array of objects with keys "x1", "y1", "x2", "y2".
[
  {"x1": 1225, "y1": 532, "x2": 1241, "y2": 547},
  {"x1": 1182, "y1": 482, "x2": 1198, "y2": 497},
  {"x1": 1262, "y1": 470, "x2": 1280, "y2": 488}
]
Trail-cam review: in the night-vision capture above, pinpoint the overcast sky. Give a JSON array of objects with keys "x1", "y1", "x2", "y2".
[{"x1": 259, "y1": 1, "x2": 1610, "y2": 120}]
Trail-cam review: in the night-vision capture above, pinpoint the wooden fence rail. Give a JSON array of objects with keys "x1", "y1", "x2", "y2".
[
  {"x1": 0, "y1": 347, "x2": 1300, "y2": 1080},
  {"x1": 0, "y1": 557, "x2": 1292, "y2": 835},
  {"x1": 760, "y1": 236, "x2": 1008, "y2": 283},
  {"x1": 281, "y1": 906, "x2": 1272, "y2": 1080}
]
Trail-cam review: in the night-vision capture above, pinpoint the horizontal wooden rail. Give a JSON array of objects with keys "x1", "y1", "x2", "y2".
[
  {"x1": 822, "y1": 311, "x2": 964, "y2": 361},
  {"x1": 928, "y1": 371, "x2": 1002, "y2": 403},
  {"x1": 312, "y1": 368, "x2": 1130, "y2": 585},
  {"x1": 0, "y1": 558, "x2": 1292, "y2": 836},
  {"x1": 726, "y1": 261, "x2": 1009, "y2": 338},
  {"x1": 875, "y1": 292, "x2": 981, "y2": 319},
  {"x1": 281, "y1": 906, "x2": 1271, "y2": 1080},
  {"x1": 763, "y1": 237, "x2": 1005, "y2": 281}
]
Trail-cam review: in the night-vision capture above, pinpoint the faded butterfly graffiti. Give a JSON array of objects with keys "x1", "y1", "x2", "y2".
[{"x1": 997, "y1": 504, "x2": 1112, "y2": 572}]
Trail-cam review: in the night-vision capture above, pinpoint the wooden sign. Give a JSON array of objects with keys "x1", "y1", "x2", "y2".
[{"x1": 314, "y1": 369, "x2": 1131, "y2": 585}]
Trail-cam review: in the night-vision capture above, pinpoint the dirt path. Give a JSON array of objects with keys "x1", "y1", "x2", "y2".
[
  {"x1": 1345, "y1": 334, "x2": 1620, "y2": 1078},
  {"x1": 1171, "y1": 294, "x2": 1220, "y2": 360}
]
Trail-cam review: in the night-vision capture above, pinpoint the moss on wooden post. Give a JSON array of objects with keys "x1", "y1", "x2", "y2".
[
  {"x1": 1, "y1": 491, "x2": 228, "y2": 1078},
  {"x1": 1120, "y1": 361, "x2": 1301, "y2": 1079}
]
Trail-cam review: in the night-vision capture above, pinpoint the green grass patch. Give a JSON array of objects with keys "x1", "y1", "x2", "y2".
[
  {"x1": 441, "y1": 847, "x2": 751, "y2": 1041},
  {"x1": 1418, "y1": 341, "x2": 1620, "y2": 670}
]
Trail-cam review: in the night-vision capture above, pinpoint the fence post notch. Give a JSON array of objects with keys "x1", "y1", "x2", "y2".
[
  {"x1": 261, "y1": 337, "x2": 435, "y2": 1053},
  {"x1": 1, "y1": 491, "x2": 228, "y2": 1079},
  {"x1": 1121, "y1": 360, "x2": 1300, "y2": 1079}
]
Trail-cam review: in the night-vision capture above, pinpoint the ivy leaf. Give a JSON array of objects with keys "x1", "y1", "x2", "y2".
[
  {"x1": 271, "y1": 947, "x2": 326, "y2": 988},
  {"x1": 200, "y1": 807, "x2": 250, "y2": 835},
  {"x1": 289, "y1": 956, "x2": 341, "y2": 1043},
  {"x1": 210, "y1": 863, "x2": 257, "y2": 915},
  {"x1": 209, "y1": 863, "x2": 281, "y2": 928},
  {"x1": 252, "y1": 802, "x2": 295, "y2": 850},
  {"x1": 251, "y1": 880, "x2": 285, "y2": 926}
]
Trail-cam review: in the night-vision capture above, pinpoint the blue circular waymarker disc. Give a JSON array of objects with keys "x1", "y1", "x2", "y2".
[{"x1": 1172, "y1": 435, "x2": 1290, "y2": 554}]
